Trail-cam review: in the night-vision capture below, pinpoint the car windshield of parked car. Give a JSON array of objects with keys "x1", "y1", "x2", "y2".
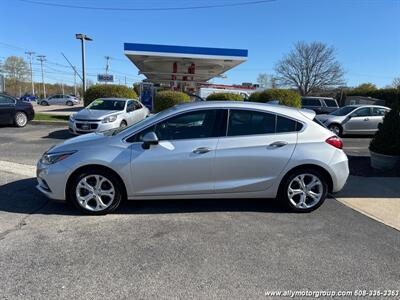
[
  {"x1": 87, "y1": 99, "x2": 126, "y2": 111},
  {"x1": 329, "y1": 106, "x2": 357, "y2": 116}
]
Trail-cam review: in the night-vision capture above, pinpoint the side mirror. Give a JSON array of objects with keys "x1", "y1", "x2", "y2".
[{"x1": 142, "y1": 132, "x2": 159, "y2": 149}]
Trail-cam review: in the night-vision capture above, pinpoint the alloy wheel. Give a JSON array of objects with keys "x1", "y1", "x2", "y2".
[
  {"x1": 16, "y1": 112, "x2": 27, "y2": 127},
  {"x1": 76, "y1": 175, "x2": 115, "y2": 212},
  {"x1": 287, "y1": 174, "x2": 323, "y2": 209}
]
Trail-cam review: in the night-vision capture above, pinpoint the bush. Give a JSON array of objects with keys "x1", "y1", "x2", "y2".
[
  {"x1": 154, "y1": 91, "x2": 190, "y2": 112},
  {"x1": 249, "y1": 89, "x2": 301, "y2": 108},
  {"x1": 248, "y1": 91, "x2": 262, "y2": 102},
  {"x1": 206, "y1": 92, "x2": 244, "y2": 101},
  {"x1": 369, "y1": 106, "x2": 400, "y2": 156},
  {"x1": 84, "y1": 84, "x2": 137, "y2": 106}
]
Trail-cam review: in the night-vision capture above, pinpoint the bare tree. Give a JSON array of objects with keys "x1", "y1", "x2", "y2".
[
  {"x1": 275, "y1": 42, "x2": 345, "y2": 95},
  {"x1": 392, "y1": 77, "x2": 400, "y2": 89},
  {"x1": 256, "y1": 73, "x2": 269, "y2": 88}
]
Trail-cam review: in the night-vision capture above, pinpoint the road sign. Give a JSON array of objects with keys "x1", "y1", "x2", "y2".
[{"x1": 97, "y1": 74, "x2": 114, "y2": 82}]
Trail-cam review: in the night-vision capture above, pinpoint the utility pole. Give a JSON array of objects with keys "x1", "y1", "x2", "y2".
[
  {"x1": 105, "y1": 56, "x2": 110, "y2": 85},
  {"x1": 124, "y1": 76, "x2": 127, "y2": 86},
  {"x1": 73, "y1": 66, "x2": 77, "y2": 96},
  {"x1": 37, "y1": 55, "x2": 46, "y2": 98},
  {"x1": 25, "y1": 51, "x2": 35, "y2": 95},
  {"x1": 61, "y1": 82, "x2": 65, "y2": 95},
  {"x1": 75, "y1": 33, "x2": 93, "y2": 93}
]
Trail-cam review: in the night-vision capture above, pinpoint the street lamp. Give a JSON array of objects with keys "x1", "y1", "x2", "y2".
[{"x1": 75, "y1": 33, "x2": 92, "y2": 93}]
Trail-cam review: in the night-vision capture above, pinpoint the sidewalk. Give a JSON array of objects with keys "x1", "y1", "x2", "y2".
[{"x1": 336, "y1": 176, "x2": 400, "y2": 231}]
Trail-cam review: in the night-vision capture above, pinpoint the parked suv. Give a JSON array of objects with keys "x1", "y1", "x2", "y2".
[{"x1": 301, "y1": 97, "x2": 339, "y2": 114}]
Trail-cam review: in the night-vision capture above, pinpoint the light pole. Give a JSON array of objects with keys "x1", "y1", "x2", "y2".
[
  {"x1": 25, "y1": 51, "x2": 35, "y2": 95},
  {"x1": 75, "y1": 33, "x2": 92, "y2": 93},
  {"x1": 37, "y1": 55, "x2": 46, "y2": 98}
]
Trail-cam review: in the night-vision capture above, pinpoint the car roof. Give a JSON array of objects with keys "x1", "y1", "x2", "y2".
[
  {"x1": 170, "y1": 101, "x2": 315, "y2": 121},
  {"x1": 301, "y1": 96, "x2": 335, "y2": 100},
  {"x1": 97, "y1": 98, "x2": 135, "y2": 101},
  {"x1": 345, "y1": 104, "x2": 389, "y2": 109}
]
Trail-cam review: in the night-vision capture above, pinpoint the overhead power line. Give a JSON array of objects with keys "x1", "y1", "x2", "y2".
[{"x1": 17, "y1": 0, "x2": 277, "y2": 11}]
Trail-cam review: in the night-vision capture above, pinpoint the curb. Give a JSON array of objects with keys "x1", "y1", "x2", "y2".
[{"x1": 31, "y1": 120, "x2": 68, "y2": 126}]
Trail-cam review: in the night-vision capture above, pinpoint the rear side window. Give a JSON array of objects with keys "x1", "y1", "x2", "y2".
[
  {"x1": 324, "y1": 99, "x2": 338, "y2": 107},
  {"x1": 302, "y1": 98, "x2": 321, "y2": 106},
  {"x1": 227, "y1": 110, "x2": 275, "y2": 136},
  {"x1": 276, "y1": 115, "x2": 301, "y2": 133},
  {"x1": 371, "y1": 107, "x2": 388, "y2": 116},
  {"x1": 227, "y1": 109, "x2": 302, "y2": 137}
]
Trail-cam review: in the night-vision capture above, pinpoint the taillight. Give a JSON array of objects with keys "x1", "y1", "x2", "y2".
[{"x1": 325, "y1": 136, "x2": 343, "y2": 149}]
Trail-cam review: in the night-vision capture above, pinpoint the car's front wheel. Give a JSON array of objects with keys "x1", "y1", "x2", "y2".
[
  {"x1": 328, "y1": 124, "x2": 343, "y2": 137},
  {"x1": 69, "y1": 169, "x2": 124, "y2": 215},
  {"x1": 14, "y1": 111, "x2": 28, "y2": 127},
  {"x1": 279, "y1": 169, "x2": 328, "y2": 212},
  {"x1": 66, "y1": 100, "x2": 73, "y2": 106}
]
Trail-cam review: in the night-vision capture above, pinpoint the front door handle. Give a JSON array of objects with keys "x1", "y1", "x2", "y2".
[
  {"x1": 193, "y1": 147, "x2": 212, "y2": 154},
  {"x1": 363, "y1": 118, "x2": 369, "y2": 121},
  {"x1": 268, "y1": 141, "x2": 288, "y2": 149}
]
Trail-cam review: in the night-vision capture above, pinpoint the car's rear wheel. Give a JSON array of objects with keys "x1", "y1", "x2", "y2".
[
  {"x1": 40, "y1": 101, "x2": 49, "y2": 106},
  {"x1": 328, "y1": 124, "x2": 343, "y2": 136},
  {"x1": 14, "y1": 111, "x2": 28, "y2": 127},
  {"x1": 69, "y1": 169, "x2": 124, "y2": 215},
  {"x1": 279, "y1": 169, "x2": 328, "y2": 212}
]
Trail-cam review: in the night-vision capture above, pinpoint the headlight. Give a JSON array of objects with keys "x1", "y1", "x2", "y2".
[
  {"x1": 102, "y1": 115, "x2": 118, "y2": 123},
  {"x1": 40, "y1": 151, "x2": 77, "y2": 165},
  {"x1": 69, "y1": 114, "x2": 76, "y2": 121}
]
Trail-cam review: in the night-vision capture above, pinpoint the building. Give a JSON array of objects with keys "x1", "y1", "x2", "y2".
[{"x1": 345, "y1": 96, "x2": 385, "y2": 106}]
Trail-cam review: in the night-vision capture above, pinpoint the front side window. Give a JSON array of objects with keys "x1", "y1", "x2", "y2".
[
  {"x1": 329, "y1": 106, "x2": 357, "y2": 116},
  {"x1": 351, "y1": 107, "x2": 371, "y2": 117},
  {"x1": 324, "y1": 99, "x2": 338, "y2": 107},
  {"x1": 227, "y1": 110, "x2": 275, "y2": 136},
  {"x1": 128, "y1": 109, "x2": 224, "y2": 142}
]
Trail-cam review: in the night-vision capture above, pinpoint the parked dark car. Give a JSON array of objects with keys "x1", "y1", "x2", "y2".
[
  {"x1": 301, "y1": 97, "x2": 339, "y2": 114},
  {"x1": 0, "y1": 93, "x2": 35, "y2": 127}
]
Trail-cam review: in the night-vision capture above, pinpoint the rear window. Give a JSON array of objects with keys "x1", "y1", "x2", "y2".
[{"x1": 324, "y1": 99, "x2": 338, "y2": 107}]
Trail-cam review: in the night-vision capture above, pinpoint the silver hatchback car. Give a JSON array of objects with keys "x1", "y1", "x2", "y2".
[
  {"x1": 37, "y1": 101, "x2": 349, "y2": 214},
  {"x1": 316, "y1": 105, "x2": 390, "y2": 136}
]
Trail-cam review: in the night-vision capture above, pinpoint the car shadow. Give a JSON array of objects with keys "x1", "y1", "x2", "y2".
[
  {"x1": 0, "y1": 178, "x2": 291, "y2": 216},
  {"x1": 348, "y1": 155, "x2": 400, "y2": 177},
  {"x1": 42, "y1": 129, "x2": 74, "y2": 140}
]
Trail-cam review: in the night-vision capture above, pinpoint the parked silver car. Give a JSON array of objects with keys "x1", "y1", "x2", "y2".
[
  {"x1": 69, "y1": 98, "x2": 149, "y2": 135},
  {"x1": 37, "y1": 101, "x2": 349, "y2": 214},
  {"x1": 39, "y1": 94, "x2": 79, "y2": 106},
  {"x1": 316, "y1": 105, "x2": 390, "y2": 136}
]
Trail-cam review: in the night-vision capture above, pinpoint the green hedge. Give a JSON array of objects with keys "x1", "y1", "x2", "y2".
[
  {"x1": 84, "y1": 84, "x2": 137, "y2": 106},
  {"x1": 206, "y1": 92, "x2": 244, "y2": 101},
  {"x1": 249, "y1": 89, "x2": 301, "y2": 108},
  {"x1": 154, "y1": 91, "x2": 190, "y2": 113},
  {"x1": 345, "y1": 88, "x2": 399, "y2": 108},
  {"x1": 369, "y1": 106, "x2": 400, "y2": 155}
]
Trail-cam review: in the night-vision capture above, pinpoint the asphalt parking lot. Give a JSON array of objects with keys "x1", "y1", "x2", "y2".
[{"x1": 1, "y1": 124, "x2": 399, "y2": 299}]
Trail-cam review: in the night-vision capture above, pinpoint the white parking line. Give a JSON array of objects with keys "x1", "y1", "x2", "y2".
[{"x1": 0, "y1": 160, "x2": 36, "y2": 178}]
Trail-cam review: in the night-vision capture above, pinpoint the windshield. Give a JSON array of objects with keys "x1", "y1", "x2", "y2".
[
  {"x1": 87, "y1": 99, "x2": 126, "y2": 111},
  {"x1": 329, "y1": 106, "x2": 357, "y2": 116}
]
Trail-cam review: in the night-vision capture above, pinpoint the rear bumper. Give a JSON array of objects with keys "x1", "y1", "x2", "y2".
[{"x1": 329, "y1": 152, "x2": 349, "y2": 193}]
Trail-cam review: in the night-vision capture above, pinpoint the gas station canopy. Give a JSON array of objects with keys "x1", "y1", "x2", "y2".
[{"x1": 124, "y1": 43, "x2": 248, "y2": 85}]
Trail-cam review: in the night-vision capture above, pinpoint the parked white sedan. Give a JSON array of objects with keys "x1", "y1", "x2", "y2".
[
  {"x1": 69, "y1": 98, "x2": 149, "y2": 135},
  {"x1": 39, "y1": 94, "x2": 80, "y2": 106}
]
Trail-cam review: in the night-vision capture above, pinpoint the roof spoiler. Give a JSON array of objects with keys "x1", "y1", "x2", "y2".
[{"x1": 299, "y1": 108, "x2": 316, "y2": 120}]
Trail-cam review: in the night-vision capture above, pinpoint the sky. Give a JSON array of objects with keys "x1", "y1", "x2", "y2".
[{"x1": 1, "y1": 0, "x2": 399, "y2": 88}]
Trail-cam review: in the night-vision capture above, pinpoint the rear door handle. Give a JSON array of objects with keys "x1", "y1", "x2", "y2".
[
  {"x1": 364, "y1": 118, "x2": 369, "y2": 121},
  {"x1": 193, "y1": 147, "x2": 212, "y2": 154},
  {"x1": 268, "y1": 141, "x2": 288, "y2": 149}
]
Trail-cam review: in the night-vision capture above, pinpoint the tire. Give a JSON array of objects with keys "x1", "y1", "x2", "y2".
[
  {"x1": 278, "y1": 168, "x2": 328, "y2": 213},
  {"x1": 14, "y1": 111, "x2": 28, "y2": 127},
  {"x1": 328, "y1": 124, "x2": 343, "y2": 137},
  {"x1": 68, "y1": 169, "x2": 124, "y2": 215},
  {"x1": 66, "y1": 101, "x2": 73, "y2": 106},
  {"x1": 120, "y1": 120, "x2": 127, "y2": 128},
  {"x1": 41, "y1": 101, "x2": 49, "y2": 106}
]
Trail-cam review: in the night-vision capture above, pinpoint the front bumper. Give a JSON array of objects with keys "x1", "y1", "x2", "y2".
[
  {"x1": 36, "y1": 160, "x2": 71, "y2": 201},
  {"x1": 68, "y1": 119, "x2": 119, "y2": 135}
]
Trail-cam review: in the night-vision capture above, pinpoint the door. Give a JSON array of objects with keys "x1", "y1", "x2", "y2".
[
  {"x1": 0, "y1": 95, "x2": 15, "y2": 124},
  {"x1": 47, "y1": 95, "x2": 57, "y2": 104},
  {"x1": 128, "y1": 109, "x2": 226, "y2": 196},
  {"x1": 214, "y1": 109, "x2": 299, "y2": 193},
  {"x1": 343, "y1": 107, "x2": 372, "y2": 134}
]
